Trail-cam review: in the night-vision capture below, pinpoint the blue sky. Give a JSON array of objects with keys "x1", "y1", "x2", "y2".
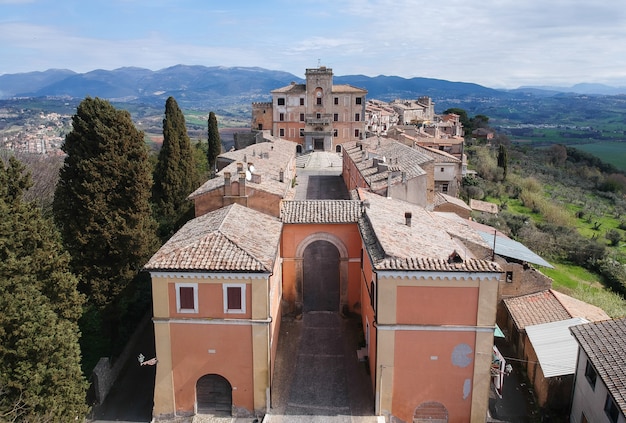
[{"x1": 2, "y1": 0, "x2": 626, "y2": 88}]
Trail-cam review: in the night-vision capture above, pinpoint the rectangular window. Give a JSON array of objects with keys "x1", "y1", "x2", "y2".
[
  {"x1": 442, "y1": 183, "x2": 449, "y2": 193},
  {"x1": 333, "y1": 113, "x2": 338, "y2": 122},
  {"x1": 279, "y1": 128, "x2": 285, "y2": 137},
  {"x1": 585, "y1": 360, "x2": 597, "y2": 389},
  {"x1": 333, "y1": 129, "x2": 338, "y2": 137},
  {"x1": 300, "y1": 113, "x2": 305, "y2": 122},
  {"x1": 316, "y1": 97, "x2": 322, "y2": 105},
  {"x1": 334, "y1": 97, "x2": 339, "y2": 105},
  {"x1": 223, "y1": 284, "x2": 246, "y2": 314},
  {"x1": 506, "y1": 271, "x2": 513, "y2": 283},
  {"x1": 277, "y1": 98, "x2": 285, "y2": 105},
  {"x1": 176, "y1": 283, "x2": 198, "y2": 313},
  {"x1": 299, "y1": 128, "x2": 304, "y2": 137},
  {"x1": 605, "y1": 394, "x2": 619, "y2": 423},
  {"x1": 356, "y1": 97, "x2": 362, "y2": 105},
  {"x1": 300, "y1": 98, "x2": 304, "y2": 106},
  {"x1": 279, "y1": 112, "x2": 284, "y2": 121},
  {"x1": 441, "y1": 167, "x2": 445, "y2": 172},
  {"x1": 355, "y1": 113, "x2": 360, "y2": 122},
  {"x1": 354, "y1": 129, "x2": 360, "y2": 138}
]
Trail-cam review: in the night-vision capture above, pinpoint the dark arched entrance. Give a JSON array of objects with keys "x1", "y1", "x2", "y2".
[
  {"x1": 196, "y1": 374, "x2": 231, "y2": 416},
  {"x1": 303, "y1": 240, "x2": 340, "y2": 311}
]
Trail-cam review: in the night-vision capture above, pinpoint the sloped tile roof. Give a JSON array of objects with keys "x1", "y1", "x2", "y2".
[
  {"x1": 355, "y1": 189, "x2": 500, "y2": 273},
  {"x1": 188, "y1": 136, "x2": 296, "y2": 199},
  {"x1": 281, "y1": 200, "x2": 362, "y2": 224},
  {"x1": 570, "y1": 318, "x2": 626, "y2": 415},
  {"x1": 503, "y1": 290, "x2": 572, "y2": 330},
  {"x1": 144, "y1": 203, "x2": 282, "y2": 272},
  {"x1": 433, "y1": 192, "x2": 472, "y2": 210},
  {"x1": 344, "y1": 138, "x2": 432, "y2": 192}
]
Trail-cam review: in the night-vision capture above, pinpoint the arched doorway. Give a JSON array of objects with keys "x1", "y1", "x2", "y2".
[
  {"x1": 303, "y1": 240, "x2": 340, "y2": 311},
  {"x1": 196, "y1": 374, "x2": 232, "y2": 416},
  {"x1": 294, "y1": 232, "x2": 349, "y2": 314},
  {"x1": 413, "y1": 401, "x2": 448, "y2": 423}
]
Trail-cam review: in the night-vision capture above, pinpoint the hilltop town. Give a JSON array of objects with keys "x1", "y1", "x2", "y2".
[{"x1": 2, "y1": 66, "x2": 625, "y2": 423}]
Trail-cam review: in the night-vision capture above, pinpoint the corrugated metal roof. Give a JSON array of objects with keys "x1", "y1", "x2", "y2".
[
  {"x1": 525, "y1": 317, "x2": 589, "y2": 377},
  {"x1": 477, "y1": 230, "x2": 554, "y2": 268}
]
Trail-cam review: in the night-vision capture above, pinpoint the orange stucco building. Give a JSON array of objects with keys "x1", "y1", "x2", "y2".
[{"x1": 145, "y1": 181, "x2": 502, "y2": 421}]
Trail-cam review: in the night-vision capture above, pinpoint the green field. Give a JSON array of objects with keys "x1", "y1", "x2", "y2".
[{"x1": 573, "y1": 142, "x2": 626, "y2": 171}]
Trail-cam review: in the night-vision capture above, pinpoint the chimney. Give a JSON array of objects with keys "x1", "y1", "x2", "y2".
[
  {"x1": 237, "y1": 162, "x2": 243, "y2": 172},
  {"x1": 239, "y1": 172, "x2": 246, "y2": 196},
  {"x1": 279, "y1": 168, "x2": 284, "y2": 183},
  {"x1": 224, "y1": 172, "x2": 232, "y2": 196},
  {"x1": 405, "y1": 212, "x2": 412, "y2": 227}
]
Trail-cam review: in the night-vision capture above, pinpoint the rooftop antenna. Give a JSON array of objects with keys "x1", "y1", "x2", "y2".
[{"x1": 318, "y1": 58, "x2": 321, "y2": 67}]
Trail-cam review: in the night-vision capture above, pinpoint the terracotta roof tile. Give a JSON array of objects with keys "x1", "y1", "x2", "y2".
[
  {"x1": 570, "y1": 318, "x2": 626, "y2": 415},
  {"x1": 281, "y1": 200, "x2": 362, "y2": 224},
  {"x1": 144, "y1": 203, "x2": 282, "y2": 272},
  {"x1": 503, "y1": 290, "x2": 572, "y2": 330},
  {"x1": 356, "y1": 189, "x2": 500, "y2": 273},
  {"x1": 188, "y1": 136, "x2": 296, "y2": 200}
]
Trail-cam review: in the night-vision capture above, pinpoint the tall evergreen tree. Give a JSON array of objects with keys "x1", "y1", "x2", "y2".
[
  {"x1": 0, "y1": 157, "x2": 88, "y2": 422},
  {"x1": 152, "y1": 97, "x2": 198, "y2": 240},
  {"x1": 207, "y1": 111, "x2": 222, "y2": 174},
  {"x1": 53, "y1": 97, "x2": 159, "y2": 307},
  {"x1": 497, "y1": 143, "x2": 508, "y2": 180}
]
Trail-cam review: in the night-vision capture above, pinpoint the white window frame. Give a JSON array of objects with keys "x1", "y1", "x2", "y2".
[
  {"x1": 175, "y1": 282, "x2": 198, "y2": 313},
  {"x1": 223, "y1": 283, "x2": 246, "y2": 314}
]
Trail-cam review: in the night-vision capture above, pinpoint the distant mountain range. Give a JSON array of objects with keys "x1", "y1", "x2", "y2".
[{"x1": 3, "y1": 65, "x2": 624, "y2": 112}]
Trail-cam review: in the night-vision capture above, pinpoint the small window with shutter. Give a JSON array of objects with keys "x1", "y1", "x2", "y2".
[
  {"x1": 223, "y1": 284, "x2": 246, "y2": 313},
  {"x1": 176, "y1": 283, "x2": 198, "y2": 313}
]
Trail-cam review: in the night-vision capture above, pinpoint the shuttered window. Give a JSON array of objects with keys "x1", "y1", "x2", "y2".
[
  {"x1": 223, "y1": 284, "x2": 246, "y2": 314},
  {"x1": 176, "y1": 283, "x2": 198, "y2": 313}
]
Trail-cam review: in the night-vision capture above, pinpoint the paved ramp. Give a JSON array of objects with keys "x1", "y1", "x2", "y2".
[{"x1": 267, "y1": 312, "x2": 378, "y2": 422}]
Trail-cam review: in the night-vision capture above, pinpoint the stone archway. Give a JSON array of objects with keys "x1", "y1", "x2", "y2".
[
  {"x1": 294, "y1": 232, "x2": 349, "y2": 313},
  {"x1": 303, "y1": 240, "x2": 340, "y2": 311},
  {"x1": 196, "y1": 374, "x2": 232, "y2": 416}
]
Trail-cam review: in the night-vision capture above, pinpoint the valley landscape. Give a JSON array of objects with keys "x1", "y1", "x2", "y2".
[{"x1": 1, "y1": 65, "x2": 626, "y2": 169}]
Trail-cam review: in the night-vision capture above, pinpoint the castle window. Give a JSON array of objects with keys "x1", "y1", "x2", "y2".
[
  {"x1": 333, "y1": 113, "x2": 338, "y2": 122},
  {"x1": 279, "y1": 128, "x2": 285, "y2": 137},
  {"x1": 223, "y1": 284, "x2": 246, "y2": 314},
  {"x1": 334, "y1": 97, "x2": 339, "y2": 105},
  {"x1": 356, "y1": 97, "x2": 362, "y2": 105},
  {"x1": 300, "y1": 98, "x2": 304, "y2": 106},
  {"x1": 277, "y1": 98, "x2": 285, "y2": 106},
  {"x1": 300, "y1": 113, "x2": 305, "y2": 122},
  {"x1": 176, "y1": 283, "x2": 198, "y2": 313},
  {"x1": 279, "y1": 113, "x2": 284, "y2": 121}
]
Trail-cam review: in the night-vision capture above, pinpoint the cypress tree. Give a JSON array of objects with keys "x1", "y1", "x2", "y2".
[
  {"x1": 152, "y1": 97, "x2": 198, "y2": 240},
  {"x1": 497, "y1": 143, "x2": 508, "y2": 180},
  {"x1": 0, "y1": 157, "x2": 88, "y2": 422},
  {"x1": 53, "y1": 97, "x2": 159, "y2": 307},
  {"x1": 207, "y1": 111, "x2": 222, "y2": 174}
]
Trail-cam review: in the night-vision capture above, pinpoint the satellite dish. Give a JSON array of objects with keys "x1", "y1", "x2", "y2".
[
  {"x1": 246, "y1": 170, "x2": 252, "y2": 181},
  {"x1": 249, "y1": 165, "x2": 255, "y2": 173}
]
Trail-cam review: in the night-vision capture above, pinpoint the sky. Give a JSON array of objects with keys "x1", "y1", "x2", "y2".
[{"x1": 2, "y1": 0, "x2": 626, "y2": 89}]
